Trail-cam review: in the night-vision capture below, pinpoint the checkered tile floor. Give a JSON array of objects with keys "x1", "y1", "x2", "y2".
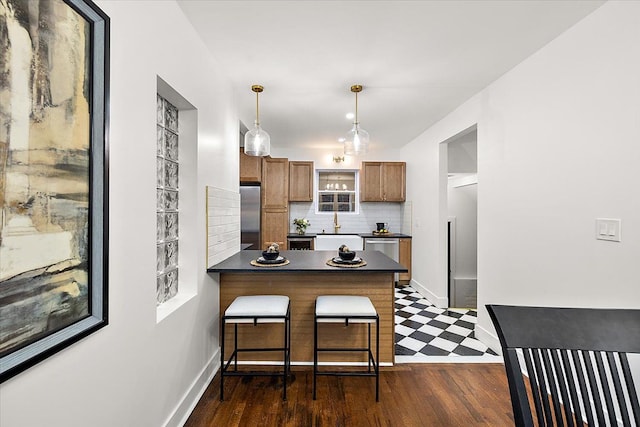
[{"x1": 395, "y1": 285, "x2": 499, "y2": 361}]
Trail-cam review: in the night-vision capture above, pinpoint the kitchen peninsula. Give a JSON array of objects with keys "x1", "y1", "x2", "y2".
[{"x1": 208, "y1": 250, "x2": 407, "y2": 364}]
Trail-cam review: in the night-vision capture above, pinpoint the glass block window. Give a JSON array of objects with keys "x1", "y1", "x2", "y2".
[{"x1": 156, "y1": 95, "x2": 179, "y2": 305}]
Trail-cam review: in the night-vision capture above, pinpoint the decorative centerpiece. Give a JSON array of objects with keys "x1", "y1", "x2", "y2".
[
  {"x1": 326, "y1": 244, "x2": 366, "y2": 267},
  {"x1": 262, "y1": 242, "x2": 280, "y2": 260},
  {"x1": 251, "y1": 242, "x2": 289, "y2": 267},
  {"x1": 293, "y1": 218, "x2": 310, "y2": 235},
  {"x1": 338, "y1": 244, "x2": 356, "y2": 261}
]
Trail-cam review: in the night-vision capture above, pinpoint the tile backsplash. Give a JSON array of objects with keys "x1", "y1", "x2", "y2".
[
  {"x1": 289, "y1": 201, "x2": 411, "y2": 235},
  {"x1": 207, "y1": 186, "x2": 240, "y2": 267}
]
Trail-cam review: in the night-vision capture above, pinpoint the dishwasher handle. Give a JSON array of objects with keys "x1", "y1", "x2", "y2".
[{"x1": 365, "y1": 239, "x2": 398, "y2": 244}]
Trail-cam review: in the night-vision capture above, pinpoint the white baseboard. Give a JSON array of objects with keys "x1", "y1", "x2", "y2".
[
  {"x1": 395, "y1": 354, "x2": 502, "y2": 364},
  {"x1": 230, "y1": 360, "x2": 394, "y2": 367},
  {"x1": 410, "y1": 278, "x2": 448, "y2": 308},
  {"x1": 475, "y1": 324, "x2": 502, "y2": 356},
  {"x1": 164, "y1": 348, "x2": 220, "y2": 427}
]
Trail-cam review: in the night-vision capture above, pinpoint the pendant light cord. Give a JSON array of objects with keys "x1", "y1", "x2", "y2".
[
  {"x1": 255, "y1": 90, "x2": 260, "y2": 126},
  {"x1": 355, "y1": 90, "x2": 359, "y2": 124}
]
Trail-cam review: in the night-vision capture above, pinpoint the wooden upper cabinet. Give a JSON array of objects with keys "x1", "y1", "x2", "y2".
[
  {"x1": 382, "y1": 162, "x2": 406, "y2": 202},
  {"x1": 289, "y1": 161, "x2": 314, "y2": 202},
  {"x1": 360, "y1": 161, "x2": 406, "y2": 202},
  {"x1": 360, "y1": 162, "x2": 383, "y2": 201},
  {"x1": 239, "y1": 147, "x2": 262, "y2": 183},
  {"x1": 262, "y1": 157, "x2": 289, "y2": 209}
]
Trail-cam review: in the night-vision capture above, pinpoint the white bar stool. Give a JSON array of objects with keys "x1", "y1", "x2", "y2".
[
  {"x1": 313, "y1": 295, "x2": 379, "y2": 401},
  {"x1": 220, "y1": 295, "x2": 291, "y2": 401}
]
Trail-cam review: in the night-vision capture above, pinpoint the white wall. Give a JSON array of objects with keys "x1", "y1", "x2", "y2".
[
  {"x1": 402, "y1": 0, "x2": 640, "y2": 350},
  {"x1": 0, "y1": 2, "x2": 238, "y2": 426},
  {"x1": 270, "y1": 145, "x2": 406, "y2": 169}
]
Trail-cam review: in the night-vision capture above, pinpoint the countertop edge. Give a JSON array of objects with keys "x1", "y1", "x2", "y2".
[
  {"x1": 286, "y1": 233, "x2": 412, "y2": 238},
  {"x1": 207, "y1": 250, "x2": 408, "y2": 273},
  {"x1": 207, "y1": 268, "x2": 405, "y2": 273}
]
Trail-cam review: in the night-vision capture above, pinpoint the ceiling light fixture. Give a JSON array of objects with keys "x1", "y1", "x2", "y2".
[
  {"x1": 244, "y1": 84, "x2": 270, "y2": 156},
  {"x1": 344, "y1": 84, "x2": 369, "y2": 156}
]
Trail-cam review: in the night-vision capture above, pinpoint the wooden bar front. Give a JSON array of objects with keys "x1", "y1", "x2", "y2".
[{"x1": 219, "y1": 271, "x2": 395, "y2": 364}]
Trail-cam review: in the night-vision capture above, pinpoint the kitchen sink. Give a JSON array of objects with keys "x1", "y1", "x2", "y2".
[{"x1": 315, "y1": 234, "x2": 363, "y2": 251}]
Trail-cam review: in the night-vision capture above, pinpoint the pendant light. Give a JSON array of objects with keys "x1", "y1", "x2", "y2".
[
  {"x1": 244, "y1": 84, "x2": 270, "y2": 156},
  {"x1": 344, "y1": 84, "x2": 369, "y2": 156}
]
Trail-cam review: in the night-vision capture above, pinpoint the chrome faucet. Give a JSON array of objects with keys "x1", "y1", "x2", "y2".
[{"x1": 333, "y1": 212, "x2": 341, "y2": 234}]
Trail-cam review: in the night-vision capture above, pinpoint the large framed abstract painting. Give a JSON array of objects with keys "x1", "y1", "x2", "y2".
[{"x1": 0, "y1": 0, "x2": 109, "y2": 382}]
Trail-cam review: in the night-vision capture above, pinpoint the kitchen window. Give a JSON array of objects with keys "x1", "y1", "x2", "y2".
[{"x1": 315, "y1": 170, "x2": 358, "y2": 213}]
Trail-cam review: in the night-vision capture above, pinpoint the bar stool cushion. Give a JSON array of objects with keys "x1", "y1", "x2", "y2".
[
  {"x1": 316, "y1": 295, "x2": 377, "y2": 323},
  {"x1": 225, "y1": 295, "x2": 289, "y2": 323}
]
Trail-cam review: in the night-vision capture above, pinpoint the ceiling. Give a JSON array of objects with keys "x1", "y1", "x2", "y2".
[{"x1": 177, "y1": 1, "x2": 604, "y2": 152}]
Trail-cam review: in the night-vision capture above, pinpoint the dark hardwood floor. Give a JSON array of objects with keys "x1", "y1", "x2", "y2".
[{"x1": 185, "y1": 364, "x2": 514, "y2": 426}]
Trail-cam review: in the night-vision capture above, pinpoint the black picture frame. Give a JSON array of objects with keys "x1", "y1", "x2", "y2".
[{"x1": 0, "y1": 0, "x2": 109, "y2": 383}]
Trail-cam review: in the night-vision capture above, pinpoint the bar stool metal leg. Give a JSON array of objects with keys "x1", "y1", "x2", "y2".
[
  {"x1": 313, "y1": 295, "x2": 380, "y2": 402},
  {"x1": 375, "y1": 316, "x2": 379, "y2": 401},
  {"x1": 220, "y1": 315, "x2": 226, "y2": 401},
  {"x1": 219, "y1": 295, "x2": 290, "y2": 402},
  {"x1": 313, "y1": 302, "x2": 318, "y2": 400}
]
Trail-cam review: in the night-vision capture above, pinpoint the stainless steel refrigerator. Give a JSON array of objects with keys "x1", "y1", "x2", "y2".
[{"x1": 240, "y1": 185, "x2": 260, "y2": 249}]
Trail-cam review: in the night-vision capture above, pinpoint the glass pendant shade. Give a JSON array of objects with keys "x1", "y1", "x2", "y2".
[
  {"x1": 244, "y1": 84, "x2": 270, "y2": 156},
  {"x1": 244, "y1": 121, "x2": 270, "y2": 156},
  {"x1": 344, "y1": 123, "x2": 369, "y2": 156},
  {"x1": 344, "y1": 84, "x2": 369, "y2": 156}
]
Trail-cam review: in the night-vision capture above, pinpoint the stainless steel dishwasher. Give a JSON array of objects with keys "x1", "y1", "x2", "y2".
[{"x1": 364, "y1": 238, "x2": 400, "y2": 282}]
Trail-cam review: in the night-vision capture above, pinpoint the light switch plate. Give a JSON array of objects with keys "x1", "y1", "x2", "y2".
[{"x1": 596, "y1": 218, "x2": 621, "y2": 242}]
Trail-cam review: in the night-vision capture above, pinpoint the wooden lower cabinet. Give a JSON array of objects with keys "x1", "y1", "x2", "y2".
[
  {"x1": 398, "y1": 238, "x2": 412, "y2": 284},
  {"x1": 261, "y1": 208, "x2": 288, "y2": 250}
]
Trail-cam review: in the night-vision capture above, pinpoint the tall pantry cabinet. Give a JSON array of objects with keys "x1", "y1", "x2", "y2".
[{"x1": 261, "y1": 157, "x2": 289, "y2": 250}]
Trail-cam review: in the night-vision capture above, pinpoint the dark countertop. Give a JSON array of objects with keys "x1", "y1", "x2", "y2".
[
  {"x1": 359, "y1": 233, "x2": 412, "y2": 239},
  {"x1": 287, "y1": 233, "x2": 411, "y2": 239},
  {"x1": 207, "y1": 250, "x2": 408, "y2": 273}
]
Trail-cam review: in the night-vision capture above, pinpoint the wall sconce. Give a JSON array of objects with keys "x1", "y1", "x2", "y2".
[{"x1": 333, "y1": 156, "x2": 345, "y2": 163}]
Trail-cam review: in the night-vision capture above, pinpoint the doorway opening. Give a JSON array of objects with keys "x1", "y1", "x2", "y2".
[{"x1": 445, "y1": 127, "x2": 477, "y2": 309}]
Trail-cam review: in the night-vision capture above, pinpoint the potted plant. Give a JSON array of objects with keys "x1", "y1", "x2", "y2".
[{"x1": 293, "y1": 218, "x2": 310, "y2": 235}]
